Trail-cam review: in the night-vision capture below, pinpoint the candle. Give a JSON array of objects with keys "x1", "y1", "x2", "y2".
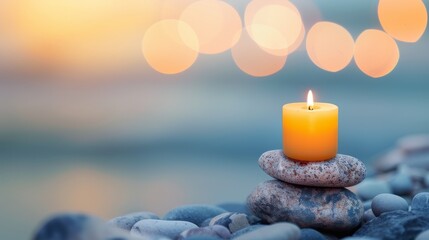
[{"x1": 282, "y1": 90, "x2": 338, "y2": 161}]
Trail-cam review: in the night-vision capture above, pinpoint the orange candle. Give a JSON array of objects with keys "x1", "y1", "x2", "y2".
[{"x1": 282, "y1": 90, "x2": 338, "y2": 161}]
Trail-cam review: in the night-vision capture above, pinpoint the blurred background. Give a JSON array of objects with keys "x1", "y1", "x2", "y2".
[{"x1": 0, "y1": 0, "x2": 428, "y2": 239}]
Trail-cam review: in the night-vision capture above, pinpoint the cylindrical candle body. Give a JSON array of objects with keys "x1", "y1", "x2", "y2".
[{"x1": 282, "y1": 102, "x2": 338, "y2": 161}]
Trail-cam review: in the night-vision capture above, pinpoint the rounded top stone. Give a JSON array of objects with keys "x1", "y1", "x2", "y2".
[{"x1": 258, "y1": 150, "x2": 366, "y2": 187}]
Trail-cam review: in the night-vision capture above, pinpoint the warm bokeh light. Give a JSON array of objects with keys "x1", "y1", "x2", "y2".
[
  {"x1": 231, "y1": 28, "x2": 287, "y2": 77},
  {"x1": 245, "y1": 0, "x2": 303, "y2": 56},
  {"x1": 159, "y1": 0, "x2": 197, "y2": 20},
  {"x1": 7, "y1": 0, "x2": 159, "y2": 74},
  {"x1": 306, "y1": 21, "x2": 354, "y2": 72},
  {"x1": 354, "y1": 29, "x2": 400, "y2": 78},
  {"x1": 378, "y1": 0, "x2": 427, "y2": 43},
  {"x1": 180, "y1": 0, "x2": 242, "y2": 54},
  {"x1": 142, "y1": 19, "x2": 199, "y2": 74}
]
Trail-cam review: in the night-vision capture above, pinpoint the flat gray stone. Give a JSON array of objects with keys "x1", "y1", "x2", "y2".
[
  {"x1": 131, "y1": 219, "x2": 197, "y2": 239},
  {"x1": 234, "y1": 222, "x2": 301, "y2": 240},
  {"x1": 258, "y1": 150, "x2": 366, "y2": 187},
  {"x1": 247, "y1": 180, "x2": 364, "y2": 231},
  {"x1": 108, "y1": 211, "x2": 159, "y2": 231},
  {"x1": 163, "y1": 204, "x2": 226, "y2": 226}
]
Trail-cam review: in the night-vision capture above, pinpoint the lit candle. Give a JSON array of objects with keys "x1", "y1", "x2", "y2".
[{"x1": 282, "y1": 90, "x2": 338, "y2": 161}]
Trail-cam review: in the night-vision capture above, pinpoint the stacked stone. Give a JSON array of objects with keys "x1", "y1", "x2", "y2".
[{"x1": 247, "y1": 150, "x2": 367, "y2": 233}]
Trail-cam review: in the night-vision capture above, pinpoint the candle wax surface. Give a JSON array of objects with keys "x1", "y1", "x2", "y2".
[{"x1": 282, "y1": 102, "x2": 338, "y2": 161}]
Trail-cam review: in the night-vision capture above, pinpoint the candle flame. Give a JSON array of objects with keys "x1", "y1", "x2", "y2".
[{"x1": 307, "y1": 90, "x2": 314, "y2": 110}]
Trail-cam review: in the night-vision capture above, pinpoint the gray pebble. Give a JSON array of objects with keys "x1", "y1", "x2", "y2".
[
  {"x1": 178, "y1": 225, "x2": 230, "y2": 240},
  {"x1": 199, "y1": 218, "x2": 211, "y2": 227},
  {"x1": 411, "y1": 192, "x2": 429, "y2": 214},
  {"x1": 234, "y1": 222, "x2": 301, "y2": 240},
  {"x1": 33, "y1": 213, "x2": 132, "y2": 240},
  {"x1": 363, "y1": 200, "x2": 372, "y2": 211},
  {"x1": 397, "y1": 134, "x2": 429, "y2": 154},
  {"x1": 230, "y1": 225, "x2": 264, "y2": 239},
  {"x1": 247, "y1": 180, "x2": 363, "y2": 231},
  {"x1": 258, "y1": 150, "x2": 366, "y2": 187},
  {"x1": 356, "y1": 179, "x2": 391, "y2": 201},
  {"x1": 209, "y1": 212, "x2": 249, "y2": 233},
  {"x1": 374, "y1": 149, "x2": 404, "y2": 173},
  {"x1": 108, "y1": 212, "x2": 159, "y2": 231},
  {"x1": 181, "y1": 237, "x2": 221, "y2": 240},
  {"x1": 299, "y1": 228, "x2": 326, "y2": 240},
  {"x1": 416, "y1": 229, "x2": 429, "y2": 240},
  {"x1": 371, "y1": 193, "x2": 408, "y2": 217},
  {"x1": 131, "y1": 219, "x2": 197, "y2": 239},
  {"x1": 363, "y1": 209, "x2": 376, "y2": 223},
  {"x1": 424, "y1": 174, "x2": 429, "y2": 187},
  {"x1": 163, "y1": 205, "x2": 226, "y2": 226},
  {"x1": 389, "y1": 174, "x2": 413, "y2": 196}
]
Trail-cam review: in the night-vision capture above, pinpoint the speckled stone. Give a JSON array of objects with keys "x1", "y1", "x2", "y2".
[
  {"x1": 258, "y1": 150, "x2": 366, "y2": 187},
  {"x1": 107, "y1": 211, "x2": 159, "y2": 231},
  {"x1": 247, "y1": 180, "x2": 364, "y2": 231},
  {"x1": 209, "y1": 212, "x2": 250, "y2": 233}
]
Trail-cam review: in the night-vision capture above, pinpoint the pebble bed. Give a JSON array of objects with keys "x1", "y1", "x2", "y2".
[{"x1": 32, "y1": 134, "x2": 429, "y2": 240}]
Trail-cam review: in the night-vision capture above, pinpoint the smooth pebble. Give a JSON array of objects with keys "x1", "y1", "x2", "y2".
[
  {"x1": 299, "y1": 228, "x2": 326, "y2": 240},
  {"x1": 108, "y1": 212, "x2": 159, "y2": 231},
  {"x1": 389, "y1": 174, "x2": 413, "y2": 196},
  {"x1": 363, "y1": 209, "x2": 376, "y2": 223},
  {"x1": 178, "y1": 225, "x2": 230, "y2": 240},
  {"x1": 371, "y1": 193, "x2": 408, "y2": 217},
  {"x1": 131, "y1": 219, "x2": 197, "y2": 239},
  {"x1": 163, "y1": 205, "x2": 226, "y2": 226},
  {"x1": 33, "y1": 213, "x2": 131, "y2": 240},
  {"x1": 234, "y1": 222, "x2": 300, "y2": 240},
  {"x1": 258, "y1": 150, "x2": 366, "y2": 187},
  {"x1": 356, "y1": 179, "x2": 391, "y2": 201},
  {"x1": 411, "y1": 192, "x2": 429, "y2": 214},
  {"x1": 416, "y1": 229, "x2": 429, "y2": 240},
  {"x1": 209, "y1": 212, "x2": 249, "y2": 233},
  {"x1": 230, "y1": 225, "x2": 264, "y2": 239}
]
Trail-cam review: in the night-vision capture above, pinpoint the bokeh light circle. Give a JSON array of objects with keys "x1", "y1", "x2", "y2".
[
  {"x1": 354, "y1": 29, "x2": 400, "y2": 78},
  {"x1": 306, "y1": 21, "x2": 354, "y2": 72},
  {"x1": 231, "y1": 27, "x2": 287, "y2": 77},
  {"x1": 142, "y1": 19, "x2": 199, "y2": 74},
  {"x1": 378, "y1": 0, "x2": 427, "y2": 43},
  {"x1": 245, "y1": 0, "x2": 303, "y2": 56},
  {"x1": 180, "y1": 0, "x2": 242, "y2": 54}
]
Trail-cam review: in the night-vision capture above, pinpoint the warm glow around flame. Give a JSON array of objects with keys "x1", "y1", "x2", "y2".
[{"x1": 307, "y1": 90, "x2": 314, "y2": 110}]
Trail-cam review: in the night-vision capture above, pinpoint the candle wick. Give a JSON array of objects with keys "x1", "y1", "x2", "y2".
[{"x1": 308, "y1": 106, "x2": 314, "y2": 110}]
